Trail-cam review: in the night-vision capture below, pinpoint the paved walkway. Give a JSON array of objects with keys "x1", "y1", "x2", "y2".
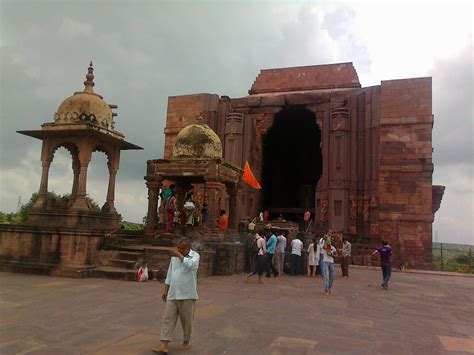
[{"x1": 1, "y1": 269, "x2": 473, "y2": 354}]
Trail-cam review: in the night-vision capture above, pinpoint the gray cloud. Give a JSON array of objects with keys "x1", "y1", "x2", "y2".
[{"x1": 431, "y1": 44, "x2": 474, "y2": 168}]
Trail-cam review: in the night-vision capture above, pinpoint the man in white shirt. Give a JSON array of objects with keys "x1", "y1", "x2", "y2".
[
  {"x1": 154, "y1": 238, "x2": 200, "y2": 353},
  {"x1": 275, "y1": 233, "x2": 287, "y2": 275},
  {"x1": 290, "y1": 236, "x2": 304, "y2": 275}
]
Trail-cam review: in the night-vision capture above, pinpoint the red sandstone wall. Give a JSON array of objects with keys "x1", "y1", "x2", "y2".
[
  {"x1": 378, "y1": 77, "x2": 434, "y2": 267},
  {"x1": 163, "y1": 94, "x2": 219, "y2": 159}
]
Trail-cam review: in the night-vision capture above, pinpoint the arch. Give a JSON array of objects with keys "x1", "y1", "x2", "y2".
[
  {"x1": 49, "y1": 141, "x2": 80, "y2": 165},
  {"x1": 47, "y1": 146, "x2": 76, "y2": 197},
  {"x1": 92, "y1": 145, "x2": 113, "y2": 170},
  {"x1": 87, "y1": 149, "x2": 110, "y2": 208}
]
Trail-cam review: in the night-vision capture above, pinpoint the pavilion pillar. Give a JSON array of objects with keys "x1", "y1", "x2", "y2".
[
  {"x1": 71, "y1": 159, "x2": 80, "y2": 202},
  {"x1": 102, "y1": 149, "x2": 120, "y2": 214},
  {"x1": 34, "y1": 140, "x2": 53, "y2": 208},
  {"x1": 205, "y1": 180, "x2": 224, "y2": 228},
  {"x1": 227, "y1": 185, "x2": 238, "y2": 229},
  {"x1": 71, "y1": 147, "x2": 91, "y2": 211},
  {"x1": 145, "y1": 180, "x2": 162, "y2": 233},
  {"x1": 175, "y1": 184, "x2": 188, "y2": 212}
]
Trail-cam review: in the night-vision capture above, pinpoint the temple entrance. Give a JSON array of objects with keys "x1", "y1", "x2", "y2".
[{"x1": 262, "y1": 107, "x2": 322, "y2": 221}]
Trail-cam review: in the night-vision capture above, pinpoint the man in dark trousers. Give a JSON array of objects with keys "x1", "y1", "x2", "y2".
[
  {"x1": 372, "y1": 241, "x2": 392, "y2": 289},
  {"x1": 265, "y1": 231, "x2": 279, "y2": 277}
]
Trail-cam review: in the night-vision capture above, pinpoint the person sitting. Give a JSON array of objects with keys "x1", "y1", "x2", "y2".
[{"x1": 216, "y1": 209, "x2": 228, "y2": 229}]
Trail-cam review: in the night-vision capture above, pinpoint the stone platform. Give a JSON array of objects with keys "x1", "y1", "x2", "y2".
[{"x1": 1, "y1": 269, "x2": 474, "y2": 354}]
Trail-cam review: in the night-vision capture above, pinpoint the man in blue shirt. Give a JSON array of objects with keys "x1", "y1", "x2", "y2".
[
  {"x1": 265, "y1": 231, "x2": 279, "y2": 278},
  {"x1": 372, "y1": 240, "x2": 392, "y2": 289},
  {"x1": 154, "y1": 238, "x2": 200, "y2": 354}
]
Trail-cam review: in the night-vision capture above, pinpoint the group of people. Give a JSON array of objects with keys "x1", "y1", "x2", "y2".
[
  {"x1": 161, "y1": 184, "x2": 229, "y2": 233},
  {"x1": 244, "y1": 230, "x2": 310, "y2": 284},
  {"x1": 244, "y1": 229, "x2": 393, "y2": 295},
  {"x1": 152, "y1": 233, "x2": 393, "y2": 353}
]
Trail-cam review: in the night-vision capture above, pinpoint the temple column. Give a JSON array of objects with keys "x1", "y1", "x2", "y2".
[
  {"x1": 145, "y1": 180, "x2": 162, "y2": 233},
  {"x1": 205, "y1": 180, "x2": 224, "y2": 228},
  {"x1": 227, "y1": 185, "x2": 238, "y2": 229}
]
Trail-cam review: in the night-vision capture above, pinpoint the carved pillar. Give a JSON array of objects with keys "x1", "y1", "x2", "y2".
[
  {"x1": 205, "y1": 180, "x2": 224, "y2": 228},
  {"x1": 224, "y1": 113, "x2": 244, "y2": 167},
  {"x1": 174, "y1": 184, "x2": 188, "y2": 212},
  {"x1": 71, "y1": 146, "x2": 92, "y2": 211},
  {"x1": 35, "y1": 161, "x2": 52, "y2": 208},
  {"x1": 227, "y1": 184, "x2": 238, "y2": 229},
  {"x1": 328, "y1": 107, "x2": 350, "y2": 232},
  {"x1": 71, "y1": 159, "x2": 80, "y2": 201},
  {"x1": 145, "y1": 180, "x2": 162, "y2": 233},
  {"x1": 102, "y1": 149, "x2": 120, "y2": 214},
  {"x1": 34, "y1": 140, "x2": 53, "y2": 208}
]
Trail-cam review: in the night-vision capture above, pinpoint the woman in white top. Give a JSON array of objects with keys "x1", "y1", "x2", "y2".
[
  {"x1": 307, "y1": 238, "x2": 320, "y2": 277},
  {"x1": 321, "y1": 237, "x2": 338, "y2": 295}
]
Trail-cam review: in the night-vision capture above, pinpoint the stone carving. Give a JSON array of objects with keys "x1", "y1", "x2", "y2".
[
  {"x1": 349, "y1": 196, "x2": 357, "y2": 220},
  {"x1": 349, "y1": 225, "x2": 356, "y2": 235},
  {"x1": 320, "y1": 198, "x2": 328, "y2": 222},
  {"x1": 370, "y1": 197, "x2": 378, "y2": 208},
  {"x1": 363, "y1": 198, "x2": 371, "y2": 222},
  {"x1": 371, "y1": 223, "x2": 379, "y2": 235},
  {"x1": 357, "y1": 198, "x2": 364, "y2": 215}
]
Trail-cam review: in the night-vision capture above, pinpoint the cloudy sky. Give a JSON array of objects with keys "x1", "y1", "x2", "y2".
[{"x1": 1, "y1": 0, "x2": 472, "y2": 244}]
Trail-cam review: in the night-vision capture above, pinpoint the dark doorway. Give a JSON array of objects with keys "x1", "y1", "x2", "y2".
[{"x1": 262, "y1": 107, "x2": 322, "y2": 220}]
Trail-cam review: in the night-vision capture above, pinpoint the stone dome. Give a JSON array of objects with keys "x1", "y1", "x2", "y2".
[
  {"x1": 172, "y1": 123, "x2": 222, "y2": 160},
  {"x1": 53, "y1": 62, "x2": 114, "y2": 130}
]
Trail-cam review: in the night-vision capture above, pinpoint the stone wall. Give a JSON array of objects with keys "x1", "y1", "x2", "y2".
[
  {"x1": 378, "y1": 77, "x2": 434, "y2": 268},
  {"x1": 0, "y1": 224, "x2": 103, "y2": 277},
  {"x1": 164, "y1": 94, "x2": 219, "y2": 159}
]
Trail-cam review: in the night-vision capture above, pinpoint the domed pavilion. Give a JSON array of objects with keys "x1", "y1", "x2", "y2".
[{"x1": 18, "y1": 62, "x2": 142, "y2": 228}]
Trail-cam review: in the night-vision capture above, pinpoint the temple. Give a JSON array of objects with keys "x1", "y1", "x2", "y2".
[
  {"x1": 0, "y1": 62, "x2": 445, "y2": 278},
  {"x1": 146, "y1": 62, "x2": 445, "y2": 267}
]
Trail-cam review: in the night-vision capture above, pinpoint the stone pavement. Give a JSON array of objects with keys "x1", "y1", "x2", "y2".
[{"x1": 1, "y1": 269, "x2": 473, "y2": 355}]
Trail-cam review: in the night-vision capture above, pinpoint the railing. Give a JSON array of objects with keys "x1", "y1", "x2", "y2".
[{"x1": 432, "y1": 243, "x2": 473, "y2": 274}]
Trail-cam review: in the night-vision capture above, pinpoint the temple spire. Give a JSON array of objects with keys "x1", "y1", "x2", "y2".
[{"x1": 83, "y1": 61, "x2": 95, "y2": 93}]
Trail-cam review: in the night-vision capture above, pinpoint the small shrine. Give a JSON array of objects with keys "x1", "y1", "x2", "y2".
[{"x1": 144, "y1": 115, "x2": 242, "y2": 235}]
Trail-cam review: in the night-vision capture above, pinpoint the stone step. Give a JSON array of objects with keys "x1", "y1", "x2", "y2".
[
  {"x1": 89, "y1": 266, "x2": 138, "y2": 281},
  {"x1": 121, "y1": 238, "x2": 143, "y2": 245},
  {"x1": 109, "y1": 259, "x2": 138, "y2": 269},
  {"x1": 117, "y1": 251, "x2": 142, "y2": 261}
]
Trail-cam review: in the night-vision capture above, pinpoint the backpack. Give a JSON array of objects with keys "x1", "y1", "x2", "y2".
[{"x1": 251, "y1": 236, "x2": 261, "y2": 255}]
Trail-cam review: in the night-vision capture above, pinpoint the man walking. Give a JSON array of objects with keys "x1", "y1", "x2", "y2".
[
  {"x1": 265, "y1": 231, "x2": 279, "y2": 277},
  {"x1": 372, "y1": 241, "x2": 392, "y2": 289},
  {"x1": 340, "y1": 237, "x2": 351, "y2": 277},
  {"x1": 290, "y1": 236, "x2": 304, "y2": 275},
  {"x1": 275, "y1": 232, "x2": 287, "y2": 275},
  {"x1": 154, "y1": 238, "x2": 200, "y2": 354}
]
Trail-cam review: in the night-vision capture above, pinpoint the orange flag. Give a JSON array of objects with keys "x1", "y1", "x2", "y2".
[{"x1": 242, "y1": 161, "x2": 262, "y2": 190}]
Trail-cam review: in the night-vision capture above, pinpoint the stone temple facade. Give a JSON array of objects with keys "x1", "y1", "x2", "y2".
[{"x1": 147, "y1": 62, "x2": 444, "y2": 267}]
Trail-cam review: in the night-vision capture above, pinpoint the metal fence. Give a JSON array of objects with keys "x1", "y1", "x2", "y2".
[{"x1": 432, "y1": 243, "x2": 473, "y2": 274}]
